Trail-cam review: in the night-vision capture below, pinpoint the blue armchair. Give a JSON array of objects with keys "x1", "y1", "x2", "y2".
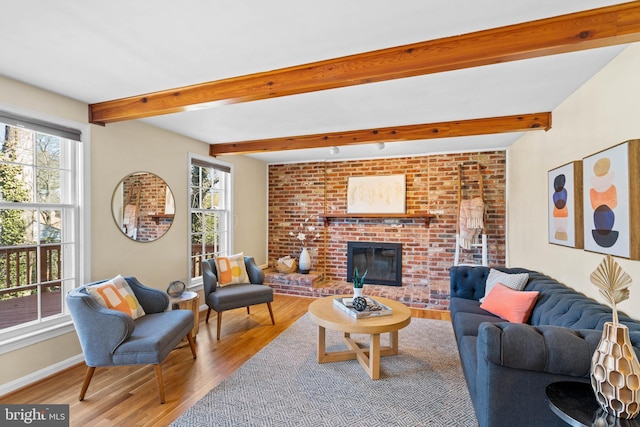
[
  {"x1": 203, "y1": 256, "x2": 275, "y2": 340},
  {"x1": 67, "y1": 276, "x2": 197, "y2": 404}
]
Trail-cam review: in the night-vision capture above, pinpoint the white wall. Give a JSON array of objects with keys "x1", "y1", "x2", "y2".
[
  {"x1": 0, "y1": 75, "x2": 268, "y2": 388},
  {"x1": 508, "y1": 43, "x2": 640, "y2": 317}
]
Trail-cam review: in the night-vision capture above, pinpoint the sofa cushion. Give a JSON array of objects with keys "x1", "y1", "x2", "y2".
[
  {"x1": 113, "y1": 310, "x2": 193, "y2": 365},
  {"x1": 481, "y1": 268, "x2": 529, "y2": 302},
  {"x1": 449, "y1": 296, "x2": 492, "y2": 317},
  {"x1": 478, "y1": 323, "x2": 598, "y2": 376},
  {"x1": 207, "y1": 283, "x2": 273, "y2": 312},
  {"x1": 452, "y1": 311, "x2": 504, "y2": 342},
  {"x1": 480, "y1": 284, "x2": 539, "y2": 323}
]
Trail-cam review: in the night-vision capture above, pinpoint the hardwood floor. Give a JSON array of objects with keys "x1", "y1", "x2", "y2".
[{"x1": 1, "y1": 294, "x2": 449, "y2": 427}]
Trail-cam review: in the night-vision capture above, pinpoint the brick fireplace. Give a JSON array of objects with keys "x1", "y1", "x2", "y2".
[{"x1": 267, "y1": 151, "x2": 507, "y2": 310}]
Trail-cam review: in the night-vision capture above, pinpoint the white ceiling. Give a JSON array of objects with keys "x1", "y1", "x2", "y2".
[{"x1": 0, "y1": 0, "x2": 631, "y2": 163}]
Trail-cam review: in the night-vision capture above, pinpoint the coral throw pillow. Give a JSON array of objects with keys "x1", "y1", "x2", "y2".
[
  {"x1": 86, "y1": 275, "x2": 146, "y2": 319},
  {"x1": 480, "y1": 283, "x2": 539, "y2": 323},
  {"x1": 215, "y1": 252, "x2": 249, "y2": 286}
]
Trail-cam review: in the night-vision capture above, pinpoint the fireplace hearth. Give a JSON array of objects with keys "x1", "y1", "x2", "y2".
[{"x1": 346, "y1": 241, "x2": 402, "y2": 286}]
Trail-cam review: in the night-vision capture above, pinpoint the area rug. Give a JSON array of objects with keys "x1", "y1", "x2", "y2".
[{"x1": 171, "y1": 314, "x2": 476, "y2": 427}]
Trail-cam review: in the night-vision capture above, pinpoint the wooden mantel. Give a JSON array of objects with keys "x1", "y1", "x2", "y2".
[{"x1": 320, "y1": 213, "x2": 434, "y2": 227}]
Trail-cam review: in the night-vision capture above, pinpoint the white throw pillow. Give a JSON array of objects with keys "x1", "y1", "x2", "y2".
[{"x1": 481, "y1": 269, "x2": 529, "y2": 302}]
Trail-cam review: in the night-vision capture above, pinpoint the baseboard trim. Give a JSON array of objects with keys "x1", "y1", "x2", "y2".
[
  {"x1": 411, "y1": 307, "x2": 452, "y2": 321},
  {"x1": 0, "y1": 353, "x2": 85, "y2": 397}
]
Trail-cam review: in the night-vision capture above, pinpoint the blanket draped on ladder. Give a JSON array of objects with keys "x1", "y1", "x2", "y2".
[{"x1": 458, "y1": 197, "x2": 484, "y2": 249}]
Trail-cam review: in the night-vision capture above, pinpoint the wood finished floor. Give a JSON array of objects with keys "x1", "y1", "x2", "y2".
[{"x1": 1, "y1": 294, "x2": 448, "y2": 427}]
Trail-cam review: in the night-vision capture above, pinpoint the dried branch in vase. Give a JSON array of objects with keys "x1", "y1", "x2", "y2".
[{"x1": 590, "y1": 254, "x2": 632, "y2": 326}]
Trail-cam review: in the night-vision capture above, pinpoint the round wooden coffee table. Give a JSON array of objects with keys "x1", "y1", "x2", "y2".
[{"x1": 308, "y1": 295, "x2": 411, "y2": 380}]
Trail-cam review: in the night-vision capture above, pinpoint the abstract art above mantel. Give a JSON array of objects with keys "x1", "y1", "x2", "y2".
[
  {"x1": 582, "y1": 140, "x2": 640, "y2": 260},
  {"x1": 347, "y1": 174, "x2": 406, "y2": 214}
]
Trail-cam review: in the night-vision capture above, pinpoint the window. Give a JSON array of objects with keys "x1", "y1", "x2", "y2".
[
  {"x1": 189, "y1": 155, "x2": 232, "y2": 282},
  {"x1": 0, "y1": 111, "x2": 84, "y2": 347}
]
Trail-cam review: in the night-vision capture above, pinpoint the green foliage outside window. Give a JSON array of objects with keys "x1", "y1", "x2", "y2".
[{"x1": 1, "y1": 125, "x2": 64, "y2": 301}]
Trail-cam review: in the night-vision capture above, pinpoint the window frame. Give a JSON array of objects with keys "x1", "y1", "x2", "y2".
[
  {"x1": 188, "y1": 153, "x2": 233, "y2": 288},
  {"x1": 0, "y1": 105, "x2": 90, "y2": 355}
]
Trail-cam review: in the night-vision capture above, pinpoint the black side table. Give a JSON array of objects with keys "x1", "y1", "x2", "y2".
[{"x1": 546, "y1": 381, "x2": 639, "y2": 427}]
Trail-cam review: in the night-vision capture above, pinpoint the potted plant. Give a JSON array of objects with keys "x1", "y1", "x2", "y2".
[{"x1": 352, "y1": 266, "x2": 367, "y2": 298}]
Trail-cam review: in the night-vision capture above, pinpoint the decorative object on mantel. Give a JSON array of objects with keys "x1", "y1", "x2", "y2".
[
  {"x1": 298, "y1": 247, "x2": 311, "y2": 274},
  {"x1": 289, "y1": 215, "x2": 320, "y2": 274},
  {"x1": 352, "y1": 267, "x2": 367, "y2": 298},
  {"x1": 276, "y1": 256, "x2": 297, "y2": 274},
  {"x1": 166, "y1": 280, "x2": 186, "y2": 298},
  {"x1": 590, "y1": 254, "x2": 640, "y2": 420}
]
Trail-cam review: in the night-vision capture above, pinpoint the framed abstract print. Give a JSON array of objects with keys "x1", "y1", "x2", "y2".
[
  {"x1": 548, "y1": 161, "x2": 583, "y2": 248},
  {"x1": 582, "y1": 139, "x2": 640, "y2": 259}
]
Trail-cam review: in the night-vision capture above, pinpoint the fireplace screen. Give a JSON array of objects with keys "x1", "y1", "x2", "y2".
[{"x1": 346, "y1": 242, "x2": 402, "y2": 286}]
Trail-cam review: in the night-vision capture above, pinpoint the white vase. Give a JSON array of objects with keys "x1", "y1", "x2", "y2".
[
  {"x1": 299, "y1": 247, "x2": 311, "y2": 274},
  {"x1": 353, "y1": 287, "x2": 363, "y2": 298}
]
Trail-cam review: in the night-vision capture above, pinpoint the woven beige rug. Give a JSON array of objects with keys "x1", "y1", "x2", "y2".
[{"x1": 171, "y1": 314, "x2": 476, "y2": 427}]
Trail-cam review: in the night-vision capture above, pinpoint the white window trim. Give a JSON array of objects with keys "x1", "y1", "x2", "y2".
[
  {"x1": 187, "y1": 152, "x2": 233, "y2": 289},
  {"x1": 0, "y1": 104, "x2": 90, "y2": 354}
]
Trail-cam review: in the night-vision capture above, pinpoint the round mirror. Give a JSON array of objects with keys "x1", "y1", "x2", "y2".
[{"x1": 111, "y1": 172, "x2": 175, "y2": 242}]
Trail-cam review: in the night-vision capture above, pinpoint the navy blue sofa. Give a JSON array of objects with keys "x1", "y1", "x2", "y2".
[{"x1": 449, "y1": 266, "x2": 640, "y2": 427}]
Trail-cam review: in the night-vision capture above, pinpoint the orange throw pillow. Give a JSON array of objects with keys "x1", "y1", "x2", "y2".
[
  {"x1": 480, "y1": 283, "x2": 539, "y2": 323},
  {"x1": 215, "y1": 252, "x2": 249, "y2": 286},
  {"x1": 86, "y1": 275, "x2": 146, "y2": 319}
]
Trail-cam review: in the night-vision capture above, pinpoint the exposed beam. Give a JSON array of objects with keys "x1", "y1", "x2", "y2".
[
  {"x1": 89, "y1": 3, "x2": 640, "y2": 125},
  {"x1": 208, "y1": 113, "x2": 551, "y2": 156}
]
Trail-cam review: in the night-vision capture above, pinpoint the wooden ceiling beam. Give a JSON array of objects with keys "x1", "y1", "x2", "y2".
[
  {"x1": 89, "y1": 2, "x2": 640, "y2": 125},
  {"x1": 208, "y1": 112, "x2": 551, "y2": 156}
]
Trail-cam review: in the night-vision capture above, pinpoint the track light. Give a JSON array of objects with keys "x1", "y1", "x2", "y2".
[
  {"x1": 329, "y1": 146, "x2": 340, "y2": 155},
  {"x1": 376, "y1": 143, "x2": 385, "y2": 150}
]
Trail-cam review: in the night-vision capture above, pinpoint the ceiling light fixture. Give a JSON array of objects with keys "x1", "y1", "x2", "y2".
[
  {"x1": 329, "y1": 146, "x2": 340, "y2": 155},
  {"x1": 376, "y1": 143, "x2": 385, "y2": 150}
]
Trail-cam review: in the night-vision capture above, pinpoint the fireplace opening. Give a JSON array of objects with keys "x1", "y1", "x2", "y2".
[{"x1": 346, "y1": 241, "x2": 402, "y2": 287}]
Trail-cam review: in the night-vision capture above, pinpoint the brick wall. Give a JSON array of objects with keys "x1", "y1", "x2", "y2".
[{"x1": 268, "y1": 151, "x2": 506, "y2": 308}]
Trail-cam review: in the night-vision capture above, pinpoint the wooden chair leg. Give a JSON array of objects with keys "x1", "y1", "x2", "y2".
[
  {"x1": 79, "y1": 366, "x2": 96, "y2": 401},
  {"x1": 154, "y1": 364, "x2": 165, "y2": 404},
  {"x1": 205, "y1": 307, "x2": 211, "y2": 323},
  {"x1": 247, "y1": 306, "x2": 251, "y2": 314},
  {"x1": 216, "y1": 311, "x2": 222, "y2": 340},
  {"x1": 186, "y1": 333, "x2": 197, "y2": 359},
  {"x1": 267, "y1": 302, "x2": 275, "y2": 325}
]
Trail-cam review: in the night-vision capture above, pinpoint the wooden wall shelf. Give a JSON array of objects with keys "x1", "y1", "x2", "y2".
[
  {"x1": 150, "y1": 214, "x2": 175, "y2": 224},
  {"x1": 320, "y1": 213, "x2": 434, "y2": 226}
]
